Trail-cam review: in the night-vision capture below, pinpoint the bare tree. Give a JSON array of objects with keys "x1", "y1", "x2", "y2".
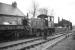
[
  {"x1": 38, "y1": 8, "x2": 48, "y2": 15},
  {"x1": 29, "y1": 2, "x2": 39, "y2": 18},
  {"x1": 50, "y1": 9, "x2": 54, "y2": 16},
  {"x1": 33, "y1": 2, "x2": 37, "y2": 17}
]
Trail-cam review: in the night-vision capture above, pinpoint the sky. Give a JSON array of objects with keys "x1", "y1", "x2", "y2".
[{"x1": 0, "y1": 0, "x2": 75, "y2": 25}]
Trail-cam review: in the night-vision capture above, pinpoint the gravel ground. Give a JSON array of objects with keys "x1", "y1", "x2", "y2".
[{"x1": 46, "y1": 34, "x2": 75, "y2": 50}]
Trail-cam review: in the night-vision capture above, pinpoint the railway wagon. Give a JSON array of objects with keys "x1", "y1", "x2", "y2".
[
  {"x1": 0, "y1": 19, "x2": 32, "y2": 41},
  {"x1": 55, "y1": 27, "x2": 67, "y2": 33},
  {"x1": 0, "y1": 25, "x2": 32, "y2": 40}
]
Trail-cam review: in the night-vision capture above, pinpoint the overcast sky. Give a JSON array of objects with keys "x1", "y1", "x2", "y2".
[{"x1": 0, "y1": 0, "x2": 75, "y2": 25}]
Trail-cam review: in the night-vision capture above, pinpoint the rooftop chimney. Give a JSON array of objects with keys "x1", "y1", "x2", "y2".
[{"x1": 12, "y1": 1, "x2": 17, "y2": 8}]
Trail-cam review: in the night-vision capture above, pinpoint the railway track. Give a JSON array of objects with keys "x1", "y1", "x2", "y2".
[
  {"x1": 0, "y1": 33, "x2": 66, "y2": 50},
  {"x1": 0, "y1": 37, "x2": 42, "y2": 49}
]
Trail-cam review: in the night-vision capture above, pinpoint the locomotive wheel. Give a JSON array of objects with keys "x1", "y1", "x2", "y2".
[
  {"x1": 43, "y1": 36, "x2": 47, "y2": 40},
  {"x1": 47, "y1": 31, "x2": 50, "y2": 36},
  {"x1": 11, "y1": 31, "x2": 19, "y2": 40},
  {"x1": 15, "y1": 31, "x2": 19, "y2": 39},
  {"x1": 36, "y1": 32, "x2": 40, "y2": 37},
  {"x1": 72, "y1": 35, "x2": 75, "y2": 40},
  {"x1": 41, "y1": 32, "x2": 44, "y2": 36}
]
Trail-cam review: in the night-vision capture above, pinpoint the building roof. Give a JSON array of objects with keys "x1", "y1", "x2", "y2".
[
  {"x1": 59, "y1": 19, "x2": 72, "y2": 24},
  {"x1": 0, "y1": 2, "x2": 25, "y2": 17},
  {"x1": 58, "y1": 19, "x2": 72, "y2": 27}
]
